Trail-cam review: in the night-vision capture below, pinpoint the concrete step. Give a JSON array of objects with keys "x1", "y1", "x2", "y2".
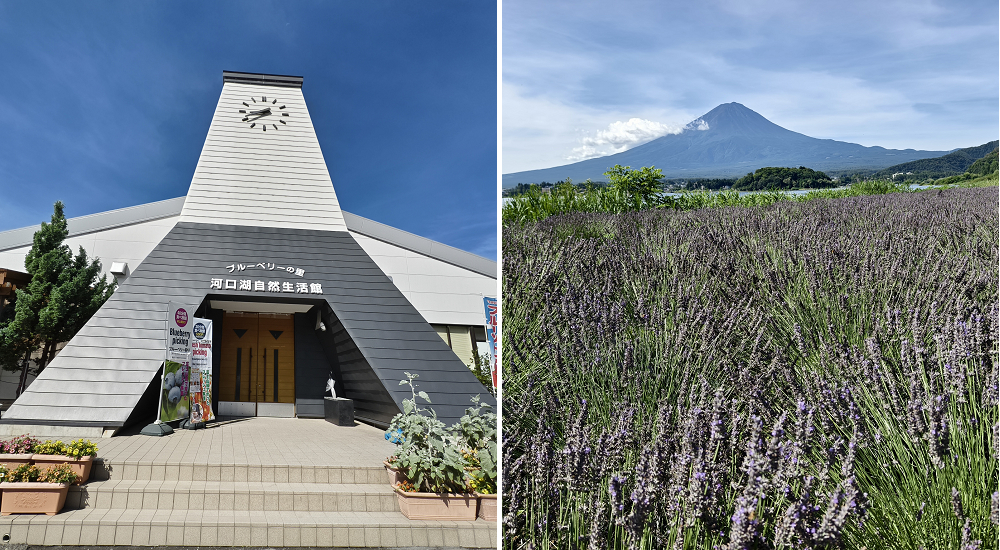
[
  {"x1": 91, "y1": 458, "x2": 385, "y2": 485},
  {"x1": 66, "y1": 480, "x2": 397, "y2": 512},
  {"x1": 0, "y1": 508, "x2": 498, "y2": 548}
]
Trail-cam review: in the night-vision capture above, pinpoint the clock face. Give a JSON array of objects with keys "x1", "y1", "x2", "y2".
[{"x1": 237, "y1": 95, "x2": 290, "y2": 132}]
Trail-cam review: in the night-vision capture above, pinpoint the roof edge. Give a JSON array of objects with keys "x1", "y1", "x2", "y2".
[
  {"x1": 0, "y1": 197, "x2": 497, "y2": 279},
  {"x1": 342, "y1": 212, "x2": 497, "y2": 279}
]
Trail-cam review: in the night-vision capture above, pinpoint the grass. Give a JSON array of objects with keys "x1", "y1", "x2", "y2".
[{"x1": 502, "y1": 176, "x2": 998, "y2": 226}]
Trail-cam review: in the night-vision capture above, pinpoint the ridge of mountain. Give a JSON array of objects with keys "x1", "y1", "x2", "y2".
[
  {"x1": 871, "y1": 140, "x2": 998, "y2": 179},
  {"x1": 503, "y1": 103, "x2": 951, "y2": 188}
]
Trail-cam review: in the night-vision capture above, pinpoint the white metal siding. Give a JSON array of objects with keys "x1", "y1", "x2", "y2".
[
  {"x1": 0, "y1": 215, "x2": 179, "y2": 280},
  {"x1": 179, "y1": 82, "x2": 348, "y2": 232},
  {"x1": 350, "y1": 232, "x2": 496, "y2": 326}
]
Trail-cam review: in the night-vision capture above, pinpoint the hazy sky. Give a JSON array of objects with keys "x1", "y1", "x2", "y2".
[
  {"x1": 0, "y1": 1, "x2": 497, "y2": 259},
  {"x1": 503, "y1": 0, "x2": 999, "y2": 173}
]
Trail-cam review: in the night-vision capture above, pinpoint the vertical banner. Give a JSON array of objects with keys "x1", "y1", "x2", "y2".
[
  {"x1": 483, "y1": 297, "x2": 498, "y2": 388},
  {"x1": 160, "y1": 302, "x2": 192, "y2": 423},
  {"x1": 190, "y1": 318, "x2": 215, "y2": 423}
]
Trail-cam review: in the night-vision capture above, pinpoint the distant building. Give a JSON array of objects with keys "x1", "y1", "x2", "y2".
[{"x1": 0, "y1": 72, "x2": 496, "y2": 436}]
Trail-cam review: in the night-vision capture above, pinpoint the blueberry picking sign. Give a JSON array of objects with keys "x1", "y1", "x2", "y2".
[
  {"x1": 189, "y1": 318, "x2": 215, "y2": 424},
  {"x1": 160, "y1": 302, "x2": 193, "y2": 423}
]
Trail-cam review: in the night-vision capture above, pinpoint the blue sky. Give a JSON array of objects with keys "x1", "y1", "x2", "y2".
[
  {"x1": 0, "y1": 1, "x2": 497, "y2": 259},
  {"x1": 503, "y1": 0, "x2": 999, "y2": 173}
]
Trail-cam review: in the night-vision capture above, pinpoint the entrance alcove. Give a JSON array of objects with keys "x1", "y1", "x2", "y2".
[{"x1": 192, "y1": 295, "x2": 399, "y2": 427}]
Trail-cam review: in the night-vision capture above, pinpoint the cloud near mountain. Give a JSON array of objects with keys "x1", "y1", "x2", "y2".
[{"x1": 567, "y1": 118, "x2": 694, "y2": 161}]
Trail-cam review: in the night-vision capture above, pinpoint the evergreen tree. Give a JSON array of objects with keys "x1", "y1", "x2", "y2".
[{"x1": 0, "y1": 202, "x2": 115, "y2": 394}]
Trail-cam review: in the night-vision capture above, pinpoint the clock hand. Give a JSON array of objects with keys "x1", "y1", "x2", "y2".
[
  {"x1": 247, "y1": 107, "x2": 272, "y2": 116},
  {"x1": 247, "y1": 111, "x2": 273, "y2": 122}
]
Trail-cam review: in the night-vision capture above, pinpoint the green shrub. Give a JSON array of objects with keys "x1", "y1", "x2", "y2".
[{"x1": 385, "y1": 373, "x2": 468, "y2": 494}]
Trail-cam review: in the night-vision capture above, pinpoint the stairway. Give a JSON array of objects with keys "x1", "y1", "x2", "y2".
[{"x1": 0, "y1": 418, "x2": 497, "y2": 548}]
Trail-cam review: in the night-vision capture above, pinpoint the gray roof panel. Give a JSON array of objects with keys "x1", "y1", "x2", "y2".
[
  {"x1": 0, "y1": 198, "x2": 497, "y2": 279},
  {"x1": 2, "y1": 222, "x2": 494, "y2": 427}
]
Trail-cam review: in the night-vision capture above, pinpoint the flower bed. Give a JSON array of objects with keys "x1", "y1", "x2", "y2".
[
  {"x1": 503, "y1": 187, "x2": 999, "y2": 548},
  {"x1": 382, "y1": 373, "x2": 496, "y2": 521}
]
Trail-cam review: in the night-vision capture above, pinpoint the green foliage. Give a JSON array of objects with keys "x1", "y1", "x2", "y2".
[
  {"x1": 7, "y1": 463, "x2": 40, "y2": 483},
  {"x1": 603, "y1": 165, "x2": 664, "y2": 205},
  {"x1": 38, "y1": 463, "x2": 78, "y2": 484},
  {"x1": 386, "y1": 375, "x2": 497, "y2": 495},
  {"x1": 502, "y1": 176, "x2": 926, "y2": 226},
  {"x1": 734, "y1": 166, "x2": 835, "y2": 191},
  {"x1": 0, "y1": 202, "x2": 116, "y2": 379},
  {"x1": 386, "y1": 373, "x2": 468, "y2": 494},
  {"x1": 966, "y1": 147, "x2": 998, "y2": 176},
  {"x1": 467, "y1": 352, "x2": 496, "y2": 396},
  {"x1": 454, "y1": 396, "x2": 498, "y2": 494}
]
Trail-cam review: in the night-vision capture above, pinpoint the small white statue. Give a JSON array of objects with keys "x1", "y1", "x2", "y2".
[{"x1": 326, "y1": 374, "x2": 337, "y2": 399}]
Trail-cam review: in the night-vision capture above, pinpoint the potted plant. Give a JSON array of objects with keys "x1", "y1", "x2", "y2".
[
  {"x1": 383, "y1": 453, "x2": 404, "y2": 486},
  {"x1": 0, "y1": 463, "x2": 78, "y2": 515},
  {"x1": 0, "y1": 435, "x2": 38, "y2": 470},
  {"x1": 452, "y1": 396, "x2": 497, "y2": 521},
  {"x1": 385, "y1": 373, "x2": 476, "y2": 521},
  {"x1": 31, "y1": 439, "x2": 98, "y2": 485}
]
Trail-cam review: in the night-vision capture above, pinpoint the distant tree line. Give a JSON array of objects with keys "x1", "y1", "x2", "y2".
[
  {"x1": 734, "y1": 166, "x2": 835, "y2": 191},
  {"x1": 872, "y1": 140, "x2": 999, "y2": 181},
  {"x1": 663, "y1": 178, "x2": 737, "y2": 191},
  {"x1": 503, "y1": 179, "x2": 607, "y2": 197}
]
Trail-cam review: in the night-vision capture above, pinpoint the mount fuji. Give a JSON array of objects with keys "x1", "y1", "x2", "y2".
[{"x1": 503, "y1": 103, "x2": 950, "y2": 188}]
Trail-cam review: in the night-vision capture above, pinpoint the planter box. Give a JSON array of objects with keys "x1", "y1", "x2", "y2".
[
  {"x1": 31, "y1": 455, "x2": 93, "y2": 485},
  {"x1": 324, "y1": 397, "x2": 355, "y2": 426},
  {"x1": 393, "y1": 487, "x2": 476, "y2": 521},
  {"x1": 0, "y1": 454, "x2": 33, "y2": 470},
  {"x1": 476, "y1": 492, "x2": 497, "y2": 521},
  {"x1": 384, "y1": 461, "x2": 405, "y2": 486},
  {"x1": 0, "y1": 482, "x2": 70, "y2": 515}
]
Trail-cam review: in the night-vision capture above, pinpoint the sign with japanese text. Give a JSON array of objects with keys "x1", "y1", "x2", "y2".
[
  {"x1": 209, "y1": 261, "x2": 323, "y2": 295},
  {"x1": 161, "y1": 301, "x2": 193, "y2": 423},
  {"x1": 483, "y1": 297, "x2": 498, "y2": 388},
  {"x1": 189, "y1": 318, "x2": 215, "y2": 424}
]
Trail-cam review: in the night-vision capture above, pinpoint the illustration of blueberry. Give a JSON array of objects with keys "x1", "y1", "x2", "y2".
[
  {"x1": 168, "y1": 386, "x2": 181, "y2": 404},
  {"x1": 164, "y1": 372, "x2": 175, "y2": 389}
]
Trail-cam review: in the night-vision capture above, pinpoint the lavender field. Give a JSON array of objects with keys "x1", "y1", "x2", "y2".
[{"x1": 502, "y1": 187, "x2": 998, "y2": 549}]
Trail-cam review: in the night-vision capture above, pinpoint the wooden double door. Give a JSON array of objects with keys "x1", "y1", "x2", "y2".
[{"x1": 220, "y1": 312, "x2": 295, "y2": 404}]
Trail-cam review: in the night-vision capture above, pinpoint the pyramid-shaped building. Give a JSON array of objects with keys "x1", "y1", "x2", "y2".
[{"x1": 0, "y1": 72, "x2": 495, "y2": 435}]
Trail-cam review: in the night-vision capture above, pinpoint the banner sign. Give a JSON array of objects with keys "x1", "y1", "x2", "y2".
[
  {"x1": 160, "y1": 302, "x2": 192, "y2": 423},
  {"x1": 189, "y1": 318, "x2": 215, "y2": 424},
  {"x1": 483, "y1": 297, "x2": 498, "y2": 388}
]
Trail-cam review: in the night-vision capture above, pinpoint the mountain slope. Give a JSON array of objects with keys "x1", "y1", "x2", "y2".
[
  {"x1": 872, "y1": 141, "x2": 998, "y2": 179},
  {"x1": 503, "y1": 103, "x2": 950, "y2": 187}
]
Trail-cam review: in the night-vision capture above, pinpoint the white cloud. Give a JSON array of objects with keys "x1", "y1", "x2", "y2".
[{"x1": 567, "y1": 118, "x2": 683, "y2": 161}]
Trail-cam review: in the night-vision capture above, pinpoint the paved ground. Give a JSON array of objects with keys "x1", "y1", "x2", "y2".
[
  {"x1": 100, "y1": 416, "x2": 397, "y2": 468},
  {"x1": 0, "y1": 417, "x2": 498, "y2": 548}
]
